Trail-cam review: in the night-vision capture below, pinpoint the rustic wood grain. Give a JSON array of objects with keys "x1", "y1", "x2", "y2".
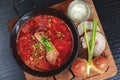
[{"x1": 8, "y1": 0, "x2": 117, "y2": 80}]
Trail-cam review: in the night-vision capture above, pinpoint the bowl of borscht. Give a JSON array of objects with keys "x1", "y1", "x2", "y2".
[{"x1": 10, "y1": 8, "x2": 80, "y2": 77}]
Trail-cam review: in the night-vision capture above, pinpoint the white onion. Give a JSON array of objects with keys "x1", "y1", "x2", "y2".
[
  {"x1": 81, "y1": 31, "x2": 106, "y2": 57},
  {"x1": 77, "y1": 21, "x2": 100, "y2": 36}
]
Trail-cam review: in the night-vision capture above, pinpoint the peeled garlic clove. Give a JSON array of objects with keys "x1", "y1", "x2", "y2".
[
  {"x1": 94, "y1": 32, "x2": 106, "y2": 57},
  {"x1": 92, "y1": 56, "x2": 109, "y2": 74},
  {"x1": 81, "y1": 32, "x2": 106, "y2": 57},
  {"x1": 71, "y1": 58, "x2": 88, "y2": 76},
  {"x1": 77, "y1": 21, "x2": 100, "y2": 36}
]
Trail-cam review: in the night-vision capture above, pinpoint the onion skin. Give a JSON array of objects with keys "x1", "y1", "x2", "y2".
[
  {"x1": 92, "y1": 56, "x2": 109, "y2": 74},
  {"x1": 71, "y1": 58, "x2": 88, "y2": 76}
]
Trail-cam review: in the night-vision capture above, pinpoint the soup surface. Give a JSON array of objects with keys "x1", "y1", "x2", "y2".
[{"x1": 17, "y1": 15, "x2": 73, "y2": 71}]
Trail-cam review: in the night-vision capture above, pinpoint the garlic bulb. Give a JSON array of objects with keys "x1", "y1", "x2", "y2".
[{"x1": 81, "y1": 31, "x2": 106, "y2": 57}]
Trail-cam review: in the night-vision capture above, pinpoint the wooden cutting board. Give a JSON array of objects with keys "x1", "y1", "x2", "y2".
[{"x1": 8, "y1": 0, "x2": 117, "y2": 80}]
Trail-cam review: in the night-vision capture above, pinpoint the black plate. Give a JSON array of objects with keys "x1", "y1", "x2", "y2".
[{"x1": 10, "y1": 8, "x2": 80, "y2": 77}]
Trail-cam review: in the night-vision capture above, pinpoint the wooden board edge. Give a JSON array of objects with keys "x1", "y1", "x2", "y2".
[{"x1": 89, "y1": 0, "x2": 117, "y2": 78}]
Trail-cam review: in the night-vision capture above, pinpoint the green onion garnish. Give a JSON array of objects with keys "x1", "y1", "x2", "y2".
[
  {"x1": 41, "y1": 37, "x2": 53, "y2": 52},
  {"x1": 82, "y1": 23, "x2": 90, "y2": 59},
  {"x1": 82, "y1": 18, "x2": 98, "y2": 75},
  {"x1": 90, "y1": 19, "x2": 98, "y2": 59}
]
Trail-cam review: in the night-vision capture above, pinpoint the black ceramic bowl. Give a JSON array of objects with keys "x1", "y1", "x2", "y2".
[{"x1": 10, "y1": 8, "x2": 80, "y2": 77}]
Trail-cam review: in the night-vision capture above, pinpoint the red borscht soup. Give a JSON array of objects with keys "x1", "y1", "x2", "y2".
[{"x1": 17, "y1": 15, "x2": 73, "y2": 72}]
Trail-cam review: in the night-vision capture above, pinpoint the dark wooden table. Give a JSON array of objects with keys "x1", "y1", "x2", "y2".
[{"x1": 0, "y1": 0, "x2": 120, "y2": 80}]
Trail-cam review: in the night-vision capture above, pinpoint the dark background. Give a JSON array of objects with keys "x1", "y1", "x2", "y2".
[{"x1": 0, "y1": 0, "x2": 120, "y2": 80}]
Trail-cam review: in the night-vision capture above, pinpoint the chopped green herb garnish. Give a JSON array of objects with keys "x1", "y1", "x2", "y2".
[
  {"x1": 41, "y1": 37, "x2": 53, "y2": 52},
  {"x1": 34, "y1": 43, "x2": 40, "y2": 49},
  {"x1": 32, "y1": 53, "x2": 39, "y2": 58}
]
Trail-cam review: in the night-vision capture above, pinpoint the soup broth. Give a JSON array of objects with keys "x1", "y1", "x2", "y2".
[{"x1": 17, "y1": 15, "x2": 73, "y2": 72}]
